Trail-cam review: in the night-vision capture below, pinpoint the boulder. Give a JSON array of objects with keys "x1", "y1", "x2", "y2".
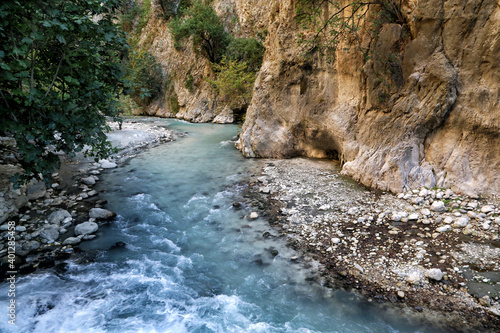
[
  {"x1": 99, "y1": 160, "x2": 117, "y2": 169},
  {"x1": 48, "y1": 209, "x2": 72, "y2": 224},
  {"x1": 81, "y1": 176, "x2": 96, "y2": 186},
  {"x1": 63, "y1": 236, "x2": 82, "y2": 245},
  {"x1": 74, "y1": 222, "x2": 98, "y2": 236},
  {"x1": 40, "y1": 228, "x2": 59, "y2": 242},
  {"x1": 22, "y1": 240, "x2": 40, "y2": 252},
  {"x1": 89, "y1": 208, "x2": 116, "y2": 220}
]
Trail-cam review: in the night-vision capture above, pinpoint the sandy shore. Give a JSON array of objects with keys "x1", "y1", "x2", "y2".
[{"x1": 244, "y1": 157, "x2": 500, "y2": 332}]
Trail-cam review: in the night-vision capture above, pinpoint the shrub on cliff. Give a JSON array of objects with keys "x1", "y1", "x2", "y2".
[
  {"x1": 169, "y1": 0, "x2": 230, "y2": 63},
  {"x1": 123, "y1": 50, "x2": 163, "y2": 108},
  {"x1": 226, "y1": 37, "x2": 264, "y2": 73},
  {"x1": 0, "y1": 0, "x2": 126, "y2": 184}
]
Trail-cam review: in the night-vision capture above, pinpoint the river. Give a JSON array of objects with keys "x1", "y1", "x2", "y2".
[{"x1": 0, "y1": 119, "x2": 442, "y2": 332}]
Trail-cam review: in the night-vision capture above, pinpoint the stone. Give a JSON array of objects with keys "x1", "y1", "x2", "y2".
[
  {"x1": 47, "y1": 209, "x2": 72, "y2": 225},
  {"x1": 444, "y1": 189, "x2": 454, "y2": 198},
  {"x1": 74, "y1": 222, "x2": 98, "y2": 236},
  {"x1": 248, "y1": 212, "x2": 259, "y2": 220},
  {"x1": 40, "y1": 228, "x2": 59, "y2": 242},
  {"x1": 99, "y1": 160, "x2": 117, "y2": 169},
  {"x1": 81, "y1": 176, "x2": 96, "y2": 186},
  {"x1": 479, "y1": 296, "x2": 491, "y2": 307},
  {"x1": 89, "y1": 208, "x2": 116, "y2": 220},
  {"x1": 22, "y1": 240, "x2": 40, "y2": 252},
  {"x1": 419, "y1": 188, "x2": 428, "y2": 197},
  {"x1": 406, "y1": 272, "x2": 421, "y2": 285},
  {"x1": 421, "y1": 208, "x2": 431, "y2": 216},
  {"x1": 436, "y1": 225, "x2": 451, "y2": 233},
  {"x1": 481, "y1": 205, "x2": 494, "y2": 214},
  {"x1": 331, "y1": 237, "x2": 341, "y2": 244},
  {"x1": 63, "y1": 236, "x2": 82, "y2": 245},
  {"x1": 397, "y1": 290, "x2": 405, "y2": 298},
  {"x1": 87, "y1": 190, "x2": 98, "y2": 197},
  {"x1": 488, "y1": 306, "x2": 500, "y2": 317},
  {"x1": 426, "y1": 268, "x2": 443, "y2": 281},
  {"x1": 443, "y1": 216, "x2": 453, "y2": 224},
  {"x1": 15, "y1": 226, "x2": 26, "y2": 232},
  {"x1": 408, "y1": 213, "x2": 419, "y2": 221},
  {"x1": 430, "y1": 201, "x2": 445, "y2": 212},
  {"x1": 27, "y1": 181, "x2": 47, "y2": 200},
  {"x1": 453, "y1": 217, "x2": 469, "y2": 228}
]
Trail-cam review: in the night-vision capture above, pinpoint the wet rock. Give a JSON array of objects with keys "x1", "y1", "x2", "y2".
[
  {"x1": 40, "y1": 228, "x2": 59, "y2": 242},
  {"x1": 22, "y1": 240, "x2": 40, "y2": 252},
  {"x1": 63, "y1": 236, "x2": 82, "y2": 245},
  {"x1": 431, "y1": 201, "x2": 445, "y2": 212},
  {"x1": 248, "y1": 212, "x2": 259, "y2": 220},
  {"x1": 81, "y1": 176, "x2": 96, "y2": 186},
  {"x1": 99, "y1": 160, "x2": 117, "y2": 169},
  {"x1": 74, "y1": 222, "x2": 98, "y2": 236},
  {"x1": 47, "y1": 209, "x2": 72, "y2": 225},
  {"x1": 89, "y1": 208, "x2": 116, "y2": 220},
  {"x1": 426, "y1": 268, "x2": 444, "y2": 281}
]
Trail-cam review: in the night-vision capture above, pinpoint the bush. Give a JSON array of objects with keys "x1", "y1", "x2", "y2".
[
  {"x1": 209, "y1": 57, "x2": 255, "y2": 108},
  {"x1": 226, "y1": 37, "x2": 264, "y2": 72},
  {"x1": 169, "y1": 0, "x2": 230, "y2": 63},
  {"x1": 124, "y1": 51, "x2": 163, "y2": 107}
]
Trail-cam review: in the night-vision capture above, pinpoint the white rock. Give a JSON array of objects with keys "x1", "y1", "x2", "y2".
[
  {"x1": 63, "y1": 237, "x2": 82, "y2": 245},
  {"x1": 248, "y1": 212, "x2": 259, "y2": 220},
  {"x1": 81, "y1": 176, "x2": 96, "y2": 186},
  {"x1": 443, "y1": 216, "x2": 454, "y2": 224},
  {"x1": 406, "y1": 271, "x2": 421, "y2": 285},
  {"x1": 421, "y1": 208, "x2": 431, "y2": 216},
  {"x1": 419, "y1": 188, "x2": 428, "y2": 197},
  {"x1": 47, "y1": 209, "x2": 71, "y2": 224},
  {"x1": 430, "y1": 201, "x2": 445, "y2": 212},
  {"x1": 436, "y1": 225, "x2": 451, "y2": 233},
  {"x1": 482, "y1": 222, "x2": 490, "y2": 230},
  {"x1": 444, "y1": 189, "x2": 454, "y2": 198},
  {"x1": 40, "y1": 227, "x2": 59, "y2": 242},
  {"x1": 100, "y1": 160, "x2": 117, "y2": 169},
  {"x1": 89, "y1": 208, "x2": 116, "y2": 220},
  {"x1": 426, "y1": 268, "x2": 444, "y2": 281},
  {"x1": 454, "y1": 217, "x2": 469, "y2": 228},
  {"x1": 435, "y1": 192, "x2": 443, "y2": 199},
  {"x1": 347, "y1": 207, "x2": 359, "y2": 215},
  {"x1": 467, "y1": 211, "x2": 477, "y2": 219},
  {"x1": 319, "y1": 204, "x2": 330, "y2": 211},
  {"x1": 467, "y1": 202, "x2": 478, "y2": 209},
  {"x1": 331, "y1": 237, "x2": 341, "y2": 244},
  {"x1": 481, "y1": 205, "x2": 494, "y2": 214},
  {"x1": 408, "y1": 213, "x2": 419, "y2": 221},
  {"x1": 74, "y1": 222, "x2": 98, "y2": 236}
]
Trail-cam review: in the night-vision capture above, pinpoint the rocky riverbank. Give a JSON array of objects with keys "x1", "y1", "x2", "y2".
[
  {"x1": 244, "y1": 158, "x2": 500, "y2": 332},
  {"x1": 0, "y1": 119, "x2": 175, "y2": 278}
]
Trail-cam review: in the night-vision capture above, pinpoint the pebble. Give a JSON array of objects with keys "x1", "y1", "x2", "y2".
[
  {"x1": 426, "y1": 268, "x2": 444, "y2": 281},
  {"x1": 454, "y1": 217, "x2": 469, "y2": 228},
  {"x1": 481, "y1": 205, "x2": 494, "y2": 214},
  {"x1": 248, "y1": 212, "x2": 259, "y2": 220}
]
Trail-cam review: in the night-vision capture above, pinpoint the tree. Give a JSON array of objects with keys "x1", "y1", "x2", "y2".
[
  {"x1": 0, "y1": 0, "x2": 127, "y2": 184},
  {"x1": 169, "y1": 0, "x2": 230, "y2": 63},
  {"x1": 296, "y1": 0, "x2": 405, "y2": 55}
]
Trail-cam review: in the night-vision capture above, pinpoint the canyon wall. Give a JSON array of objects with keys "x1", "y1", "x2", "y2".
[
  {"x1": 143, "y1": 0, "x2": 499, "y2": 196},
  {"x1": 235, "y1": 0, "x2": 500, "y2": 196}
]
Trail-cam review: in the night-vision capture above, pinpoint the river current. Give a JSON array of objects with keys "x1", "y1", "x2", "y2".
[{"x1": 0, "y1": 119, "x2": 440, "y2": 332}]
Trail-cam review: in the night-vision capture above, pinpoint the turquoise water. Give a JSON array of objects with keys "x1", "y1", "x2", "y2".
[{"x1": 0, "y1": 119, "x2": 441, "y2": 332}]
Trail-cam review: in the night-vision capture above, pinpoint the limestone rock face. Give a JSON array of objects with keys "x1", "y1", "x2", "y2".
[{"x1": 236, "y1": 0, "x2": 499, "y2": 196}]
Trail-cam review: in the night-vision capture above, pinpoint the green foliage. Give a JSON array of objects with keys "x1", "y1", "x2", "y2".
[
  {"x1": 169, "y1": 0, "x2": 230, "y2": 63},
  {"x1": 209, "y1": 57, "x2": 255, "y2": 108},
  {"x1": 164, "y1": 75, "x2": 179, "y2": 114},
  {"x1": 119, "y1": 0, "x2": 152, "y2": 35},
  {"x1": 226, "y1": 37, "x2": 264, "y2": 72},
  {"x1": 296, "y1": 0, "x2": 404, "y2": 55},
  {"x1": 158, "y1": 0, "x2": 192, "y2": 19},
  {"x1": 0, "y1": 0, "x2": 127, "y2": 184},
  {"x1": 124, "y1": 50, "x2": 163, "y2": 108},
  {"x1": 185, "y1": 74, "x2": 194, "y2": 92}
]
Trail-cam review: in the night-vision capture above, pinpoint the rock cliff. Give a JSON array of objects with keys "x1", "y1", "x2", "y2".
[
  {"x1": 140, "y1": 0, "x2": 499, "y2": 196},
  {"x1": 236, "y1": 0, "x2": 499, "y2": 196}
]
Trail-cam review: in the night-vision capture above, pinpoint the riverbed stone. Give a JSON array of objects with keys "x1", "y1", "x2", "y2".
[
  {"x1": 74, "y1": 221, "x2": 98, "y2": 236},
  {"x1": 89, "y1": 208, "x2": 116, "y2": 220},
  {"x1": 426, "y1": 268, "x2": 444, "y2": 281},
  {"x1": 63, "y1": 236, "x2": 82, "y2": 245},
  {"x1": 248, "y1": 212, "x2": 259, "y2": 220},
  {"x1": 454, "y1": 217, "x2": 469, "y2": 228},
  {"x1": 48, "y1": 209, "x2": 72, "y2": 224},
  {"x1": 99, "y1": 160, "x2": 117, "y2": 169},
  {"x1": 40, "y1": 227, "x2": 59, "y2": 242},
  {"x1": 481, "y1": 205, "x2": 494, "y2": 214},
  {"x1": 22, "y1": 240, "x2": 40, "y2": 252},
  {"x1": 81, "y1": 176, "x2": 96, "y2": 186},
  {"x1": 431, "y1": 201, "x2": 445, "y2": 212}
]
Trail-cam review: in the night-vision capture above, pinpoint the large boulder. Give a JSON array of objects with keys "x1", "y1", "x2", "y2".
[{"x1": 74, "y1": 222, "x2": 98, "y2": 236}]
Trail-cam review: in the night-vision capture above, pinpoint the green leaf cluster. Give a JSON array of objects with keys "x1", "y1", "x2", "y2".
[
  {"x1": 123, "y1": 50, "x2": 163, "y2": 108},
  {"x1": 209, "y1": 57, "x2": 255, "y2": 109},
  {"x1": 0, "y1": 0, "x2": 127, "y2": 183},
  {"x1": 169, "y1": 0, "x2": 231, "y2": 63}
]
